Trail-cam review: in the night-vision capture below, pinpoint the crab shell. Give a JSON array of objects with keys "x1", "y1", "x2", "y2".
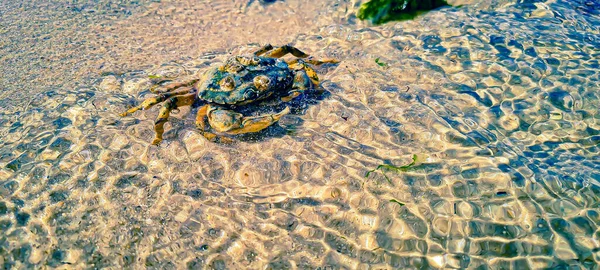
[{"x1": 196, "y1": 56, "x2": 295, "y2": 105}]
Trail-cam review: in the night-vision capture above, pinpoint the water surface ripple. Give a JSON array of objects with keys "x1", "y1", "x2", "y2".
[{"x1": 1, "y1": 0, "x2": 599, "y2": 268}]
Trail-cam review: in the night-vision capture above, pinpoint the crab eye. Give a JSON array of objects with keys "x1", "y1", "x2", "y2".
[
  {"x1": 253, "y1": 75, "x2": 271, "y2": 91},
  {"x1": 220, "y1": 76, "x2": 235, "y2": 90},
  {"x1": 226, "y1": 63, "x2": 244, "y2": 73},
  {"x1": 237, "y1": 56, "x2": 260, "y2": 66}
]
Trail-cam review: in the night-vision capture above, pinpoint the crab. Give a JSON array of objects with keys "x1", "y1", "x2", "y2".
[{"x1": 120, "y1": 44, "x2": 338, "y2": 145}]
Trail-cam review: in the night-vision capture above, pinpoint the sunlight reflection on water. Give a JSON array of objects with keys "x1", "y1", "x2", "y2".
[{"x1": 0, "y1": 0, "x2": 599, "y2": 268}]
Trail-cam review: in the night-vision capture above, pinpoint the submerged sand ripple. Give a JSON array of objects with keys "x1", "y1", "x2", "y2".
[{"x1": 1, "y1": 0, "x2": 600, "y2": 268}]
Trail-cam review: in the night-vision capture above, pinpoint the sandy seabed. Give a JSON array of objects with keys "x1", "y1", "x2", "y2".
[{"x1": 1, "y1": 0, "x2": 600, "y2": 268}]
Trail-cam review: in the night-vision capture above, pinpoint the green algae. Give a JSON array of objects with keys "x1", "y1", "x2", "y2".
[
  {"x1": 389, "y1": 199, "x2": 405, "y2": 207},
  {"x1": 375, "y1": 57, "x2": 388, "y2": 67},
  {"x1": 357, "y1": 0, "x2": 450, "y2": 25},
  {"x1": 365, "y1": 154, "x2": 420, "y2": 183}
]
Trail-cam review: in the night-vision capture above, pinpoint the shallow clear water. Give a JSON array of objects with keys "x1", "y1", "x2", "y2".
[{"x1": 1, "y1": 0, "x2": 600, "y2": 268}]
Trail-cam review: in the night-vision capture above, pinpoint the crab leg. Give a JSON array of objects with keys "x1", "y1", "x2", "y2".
[
  {"x1": 287, "y1": 60, "x2": 322, "y2": 86},
  {"x1": 195, "y1": 104, "x2": 209, "y2": 130},
  {"x1": 253, "y1": 44, "x2": 274, "y2": 56},
  {"x1": 288, "y1": 57, "x2": 339, "y2": 66},
  {"x1": 120, "y1": 88, "x2": 194, "y2": 117},
  {"x1": 151, "y1": 93, "x2": 197, "y2": 145},
  {"x1": 281, "y1": 70, "x2": 312, "y2": 102},
  {"x1": 264, "y1": 45, "x2": 311, "y2": 58}
]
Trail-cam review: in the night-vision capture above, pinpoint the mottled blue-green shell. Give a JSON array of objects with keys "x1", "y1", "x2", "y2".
[{"x1": 197, "y1": 56, "x2": 294, "y2": 105}]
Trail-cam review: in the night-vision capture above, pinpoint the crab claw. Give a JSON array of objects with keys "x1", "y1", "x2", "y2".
[
  {"x1": 235, "y1": 106, "x2": 290, "y2": 134},
  {"x1": 207, "y1": 106, "x2": 290, "y2": 135}
]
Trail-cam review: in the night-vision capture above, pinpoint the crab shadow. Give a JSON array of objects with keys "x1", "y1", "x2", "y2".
[
  {"x1": 203, "y1": 88, "x2": 332, "y2": 143},
  {"x1": 248, "y1": 0, "x2": 283, "y2": 6}
]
